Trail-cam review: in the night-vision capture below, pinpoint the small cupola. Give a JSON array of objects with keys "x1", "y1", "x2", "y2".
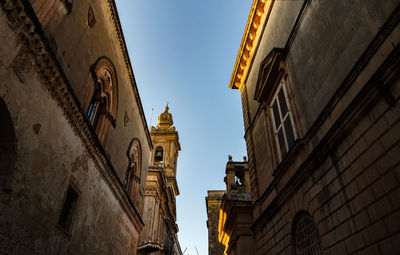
[{"x1": 156, "y1": 105, "x2": 174, "y2": 129}]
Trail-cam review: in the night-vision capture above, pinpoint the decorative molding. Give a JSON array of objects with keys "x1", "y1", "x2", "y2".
[
  {"x1": 253, "y1": 47, "x2": 285, "y2": 103},
  {"x1": 0, "y1": 0, "x2": 144, "y2": 230},
  {"x1": 137, "y1": 241, "x2": 164, "y2": 252},
  {"x1": 229, "y1": 0, "x2": 274, "y2": 91},
  {"x1": 145, "y1": 185, "x2": 161, "y2": 201}
]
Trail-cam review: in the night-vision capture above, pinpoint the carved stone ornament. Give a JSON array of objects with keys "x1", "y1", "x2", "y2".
[
  {"x1": 87, "y1": 6, "x2": 96, "y2": 28},
  {"x1": 12, "y1": 47, "x2": 32, "y2": 83}
]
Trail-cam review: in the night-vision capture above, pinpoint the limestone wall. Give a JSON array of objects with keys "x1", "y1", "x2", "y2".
[
  {"x1": 206, "y1": 191, "x2": 226, "y2": 255},
  {"x1": 239, "y1": 0, "x2": 400, "y2": 254},
  {"x1": 0, "y1": 0, "x2": 152, "y2": 253},
  {"x1": 243, "y1": 0, "x2": 399, "y2": 202},
  {"x1": 27, "y1": 0, "x2": 152, "y2": 207},
  {"x1": 253, "y1": 78, "x2": 400, "y2": 254}
]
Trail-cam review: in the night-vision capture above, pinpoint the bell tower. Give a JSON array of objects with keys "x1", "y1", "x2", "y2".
[
  {"x1": 138, "y1": 105, "x2": 182, "y2": 253},
  {"x1": 150, "y1": 105, "x2": 181, "y2": 196}
]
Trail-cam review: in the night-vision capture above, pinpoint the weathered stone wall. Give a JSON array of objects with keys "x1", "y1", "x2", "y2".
[
  {"x1": 238, "y1": 0, "x2": 400, "y2": 254},
  {"x1": 241, "y1": 0, "x2": 305, "y2": 201},
  {"x1": 0, "y1": 0, "x2": 152, "y2": 254},
  {"x1": 0, "y1": 42, "x2": 138, "y2": 254},
  {"x1": 27, "y1": 0, "x2": 152, "y2": 212},
  {"x1": 243, "y1": 0, "x2": 399, "y2": 203},
  {"x1": 253, "y1": 77, "x2": 400, "y2": 254},
  {"x1": 206, "y1": 191, "x2": 225, "y2": 255}
]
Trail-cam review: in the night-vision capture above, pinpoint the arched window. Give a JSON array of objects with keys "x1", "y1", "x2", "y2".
[
  {"x1": 0, "y1": 97, "x2": 16, "y2": 192},
  {"x1": 86, "y1": 57, "x2": 118, "y2": 144},
  {"x1": 154, "y1": 146, "x2": 163, "y2": 163},
  {"x1": 124, "y1": 139, "x2": 141, "y2": 204},
  {"x1": 293, "y1": 211, "x2": 322, "y2": 255}
]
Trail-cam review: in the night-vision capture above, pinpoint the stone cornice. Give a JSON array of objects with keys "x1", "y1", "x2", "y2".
[
  {"x1": 1, "y1": 0, "x2": 144, "y2": 230},
  {"x1": 107, "y1": 0, "x2": 153, "y2": 150},
  {"x1": 150, "y1": 129, "x2": 181, "y2": 151},
  {"x1": 229, "y1": 0, "x2": 274, "y2": 91}
]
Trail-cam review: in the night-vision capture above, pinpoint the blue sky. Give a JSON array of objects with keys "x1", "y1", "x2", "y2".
[{"x1": 115, "y1": 1, "x2": 251, "y2": 254}]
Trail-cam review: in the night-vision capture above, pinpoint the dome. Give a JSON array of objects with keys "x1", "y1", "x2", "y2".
[{"x1": 156, "y1": 105, "x2": 173, "y2": 129}]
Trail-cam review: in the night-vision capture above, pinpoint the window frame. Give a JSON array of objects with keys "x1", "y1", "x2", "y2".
[
  {"x1": 269, "y1": 78, "x2": 297, "y2": 162},
  {"x1": 84, "y1": 57, "x2": 118, "y2": 145},
  {"x1": 86, "y1": 85, "x2": 103, "y2": 128},
  {"x1": 253, "y1": 48, "x2": 302, "y2": 167}
]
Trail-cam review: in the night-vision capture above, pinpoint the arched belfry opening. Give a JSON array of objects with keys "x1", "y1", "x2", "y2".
[
  {"x1": 0, "y1": 97, "x2": 17, "y2": 192},
  {"x1": 154, "y1": 146, "x2": 163, "y2": 163}
]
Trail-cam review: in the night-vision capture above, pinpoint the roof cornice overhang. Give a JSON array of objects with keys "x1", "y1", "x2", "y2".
[{"x1": 229, "y1": 0, "x2": 275, "y2": 92}]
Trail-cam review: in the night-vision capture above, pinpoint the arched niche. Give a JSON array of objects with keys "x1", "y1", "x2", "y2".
[{"x1": 124, "y1": 138, "x2": 142, "y2": 204}]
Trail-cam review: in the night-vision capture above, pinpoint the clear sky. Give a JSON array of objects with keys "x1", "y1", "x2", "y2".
[{"x1": 115, "y1": 1, "x2": 252, "y2": 254}]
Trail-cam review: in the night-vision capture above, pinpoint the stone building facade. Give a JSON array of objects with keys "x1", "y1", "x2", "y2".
[
  {"x1": 205, "y1": 190, "x2": 225, "y2": 255},
  {"x1": 217, "y1": 158, "x2": 254, "y2": 255},
  {"x1": 214, "y1": 0, "x2": 400, "y2": 254},
  {"x1": 0, "y1": 0, "x2": 154, "y2": 254},
  {"x1": 138, "y1": 106, "x2": 183, "y2": 255}
]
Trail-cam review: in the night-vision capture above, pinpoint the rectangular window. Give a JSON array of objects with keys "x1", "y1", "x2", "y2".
[
  {"x1": 270, "y1": 79, "x2": 296, "y2": 161},
  {"x1": 58, "y1": 185, "x2": 79, "y2": 232}
]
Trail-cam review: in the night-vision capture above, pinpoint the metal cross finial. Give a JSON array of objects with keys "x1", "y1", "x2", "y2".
[{"x1": 150, "y1": 108, "x2": 154, "y2": 127}]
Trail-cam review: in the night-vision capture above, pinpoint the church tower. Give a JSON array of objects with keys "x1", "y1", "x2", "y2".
[
  {"x1": 150, "y1": 104, "x2": 181, "y2": 196},
  {"x1": 138, "y1": 105, "x2": 183, "y2": 254}
]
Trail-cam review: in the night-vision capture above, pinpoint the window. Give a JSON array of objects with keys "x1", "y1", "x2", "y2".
[
  {"x1": 85, "y1": 57, "x2": 118, "y2": 144},
  {"x1": 86, "y1": 84, "x2": 103, "y2": 128},
  {"x1": 254, "y1": 48, "x2": 299, "y2": 163},
  {"x1": 124, "y1": 139, "x2": 142, "y2": 204},
  {"x1": 293, "y1": 212, "x2": 322, "y2": 255},
  {"x1": 270, "y1": 79, "x2": 296, "y2": 160},
  {"x1": 124, "y1": 164, "x2": 135, "y2": 189},
  {"x1": 58, "y1": 185, "x2": 79, "y2": 232}
]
